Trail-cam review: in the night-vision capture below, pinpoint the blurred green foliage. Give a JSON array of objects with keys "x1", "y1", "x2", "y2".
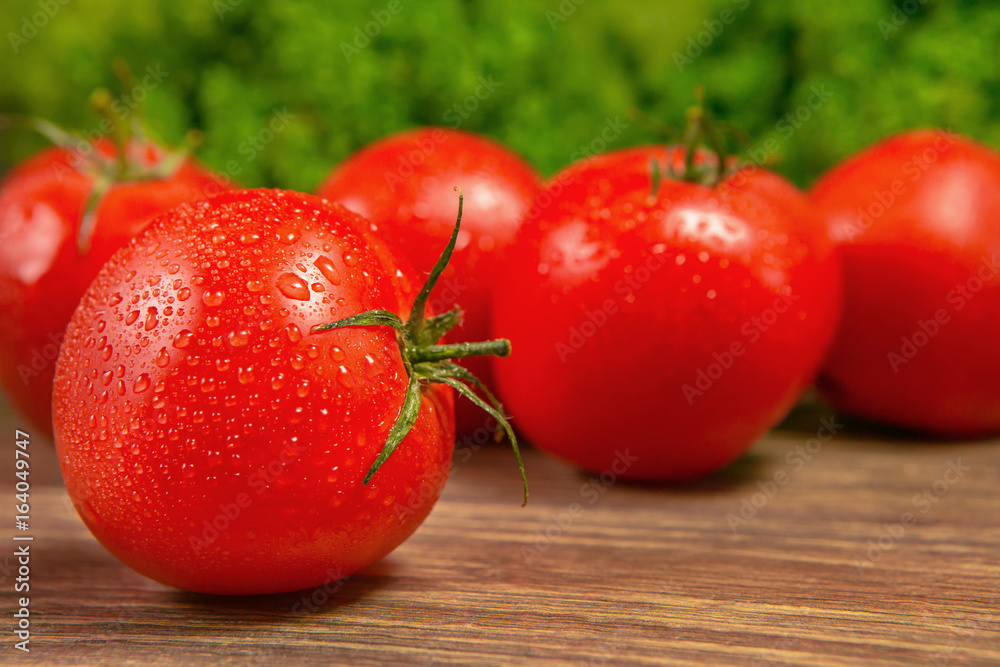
[{"x1": 1, "y1": 0, "x2": 998, "y2": 189}]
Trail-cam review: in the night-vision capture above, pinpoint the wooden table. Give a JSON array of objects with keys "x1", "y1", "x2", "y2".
[{"x1": 2, "y1": 400, "x2": 999, "y2": 666}]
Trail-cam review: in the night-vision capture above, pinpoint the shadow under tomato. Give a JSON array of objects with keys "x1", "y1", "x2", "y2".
[{"x1": 173, "y1": 560, "x2": 398, "y2": 621}]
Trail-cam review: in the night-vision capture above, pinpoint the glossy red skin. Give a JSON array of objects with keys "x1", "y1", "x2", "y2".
[
  {"x1": 811, "y1": 131, "x2": 1000, "y2": 436},
  {"x1": 317, "y1": 128, "x2": 543, "y2": 437},
  {"x1": 53, "y1": 189, "x2": 454, "y2": 595},
  {"x1": 492, "y1": 146, "x2": 841, "y2": 481},
  {"x1": 0, "y1": 141, "x2": 232, "y2": 438}
]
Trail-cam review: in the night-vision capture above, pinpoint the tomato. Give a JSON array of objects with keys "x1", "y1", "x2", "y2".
[
  {"x1": 492, "y1": 145, "x2": 841, "y2": 481},
  {"x1": 317, "y1": 127, "x2": 543, "y2": 438},
  {"x1": 811, "y1": 130, "x2": 1000, "y2": 436},
  {"x1": 53, "y1": 188, "x2": 521, "y2": 595},
  {"x1": 0, "y1": 139, "x2": 231, "y2": 438}
]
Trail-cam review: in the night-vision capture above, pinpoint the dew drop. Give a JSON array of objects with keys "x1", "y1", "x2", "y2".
[
  {"x1": 240, "y1": 232, "x2": 261, "y2": 245},
  {"x1": 276, "y1": 273, "x2": 310, "y2": 301},
  {"x1": 229, "y1": 330, "x2": 250, "y2": 347},
  {"x1": 285, "y1": 324, "x2": 303, "y2": 343},
  {"x1": 133, "y1": 373, "x2": 151, "y2": 393},
  {"x1": 203, "y1": 290, "x2": 225, "y2": 307},
  {"x1": 173, "y1": 330, "x2": 194, "y2": 349},
  {"x1": 276, "y1": 228, "x2": 301, "y2": 244},
  {"x1": 290, "y1": 354, "x2": 305, "y2": 371},
  {"x1": 177, "y1": 287, "x2": 192, "y2": 301},
  {"x1": 238, "y1": 366, "x2": 255, "y2": 384},
  {"x1": 156, "y1": 347, "x2": 170, "y2": 367},
  {"x1": 247, "y1": 279, "x2": 265, "y2": 293},
  {"x1": 329, "y1": 346, "x2": 346, "y2": 362},
  {"x1": 144, "y1": 307, "x2": 159, "y2": 331},
  {"x1": 125, "y1": 310, "x2": 140, "y2": 326},
  {"x1": 314, "y1": 256, "x2": 341, "y2": 285}
]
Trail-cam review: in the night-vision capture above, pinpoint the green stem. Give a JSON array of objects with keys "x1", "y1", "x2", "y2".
[{"x1": 409, "y1": 339, "x2": 511, "y2": 365}]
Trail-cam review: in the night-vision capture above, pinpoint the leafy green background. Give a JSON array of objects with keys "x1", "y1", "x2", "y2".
[{"x1": 1, "y1": 0, "x2": 997, "y2": 189}]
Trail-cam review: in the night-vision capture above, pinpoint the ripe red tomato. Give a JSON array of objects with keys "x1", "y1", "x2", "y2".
[
  {"x1": 53, "y1": 188, "x2": 520, "y2": 595},
  {"x1": 317, "y1": 128, "x2": 543, "y2": 437},
  {"x1": 0, "y1": 139, "x2": 231, "y2": 438},
  {"x1": 492, "y1": 146, "x2": 841, "y2": 481},
  {"x1": 811, "y1": 130, "x2": 1000, "y2": 436}
]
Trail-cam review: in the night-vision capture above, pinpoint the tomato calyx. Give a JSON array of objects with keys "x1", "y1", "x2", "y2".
[
  {"x1": 311, "y1": 189, "x2": 529, "y2": 504},
  {"x1": 0, "y1": 94, "x2": 197, "y2": 254},
  {"x1": 644, "y1": 89, "x2": 748, "y2": 191}
]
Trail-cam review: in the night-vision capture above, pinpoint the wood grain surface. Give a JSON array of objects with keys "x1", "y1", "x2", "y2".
[{"x1": 1, "y1": 400, "x2": 999, "y2": 666}]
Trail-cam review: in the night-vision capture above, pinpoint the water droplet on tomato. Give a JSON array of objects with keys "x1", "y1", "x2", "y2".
[
  {"x1": 330, "y1": 346, "x2": 345, "y2": 362},
  {"x1": 240, "y1": 232, "x2": 261, "y2": 245},
  {"x1": 314, "y1": 255, "x2": 341, "y2": 285},
  {"x1": 238, "y1": 366, "x2": 255, "y2": 384},
  {"x1": 336, "y1": 365, "x2": 354, "y2": 388},
  {"x1": 125, "y1": 310, "x2": 140, "y2": 326},
  {"x1": 144, "y1": 308, "x2": 158, "y2": 331},
  {"x1": 276, "y1": 228, "x2": 301, "y2": 244},
  {"x1": 276, "y1": 273, "x2": 310, "y2": 300},
  {"x1": 229, "y1": 330, "x2": 250, "y2": 347},
  {"x1": 173, "y1": 330, "x2": 194, "y2": 348},
  {"x1": 101, "y1": 345, "x2": 113, "y2": 361},
  {"x1": 155, "y1": 347, "x2": 170, "y2": 367},
  {"x1": 285, "y1": 324, "x2": 303, "y2": 343},
  {"x1": 247, "y1": 279, "x2": 264, "y2": 292},
  {"x1": 203, "y1": 290, "x2": 225, "y2": 307},
  {"x1": 290, "y1": 354, "x2": 305, "y2": 371},
  {"x1": 133, "y1": 373, "x2": 150, "y2": 393}
]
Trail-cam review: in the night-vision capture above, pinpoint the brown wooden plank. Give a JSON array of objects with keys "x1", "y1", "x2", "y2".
[{"x1": 1, "y1": 400, "x2": 998, "y2": 666}]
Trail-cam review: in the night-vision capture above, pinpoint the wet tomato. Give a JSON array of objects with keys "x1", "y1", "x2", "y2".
[
  {"x1": 0, "y1": 139, "x2": 231, "y2": 437},
  {"x1": 492, "y1": 145, "x2": 841, "y2": 481},
  {"x1": 317, "y1": 128, "x2": 543, "y2": 437},
  {"x1": 53, "y1": 188, "x2": 521, "y2": 595}
]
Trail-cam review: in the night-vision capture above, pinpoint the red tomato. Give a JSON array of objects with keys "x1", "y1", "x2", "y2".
[
  {"x1": 492, "y1": 146, "x2": 841, "y2": 481},
  {"x1": 317, "y1": 128, "x2": 543, "y2": 437},
  {"x1": 811, "y1": 130, "x2": 1000, "y2": 436},
  {"x1": 53, "y1": 188, "x2": 512, "y2": 595},
  {"x1": 0, "y1": 140, "x2": 231, "y2": 438}
]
